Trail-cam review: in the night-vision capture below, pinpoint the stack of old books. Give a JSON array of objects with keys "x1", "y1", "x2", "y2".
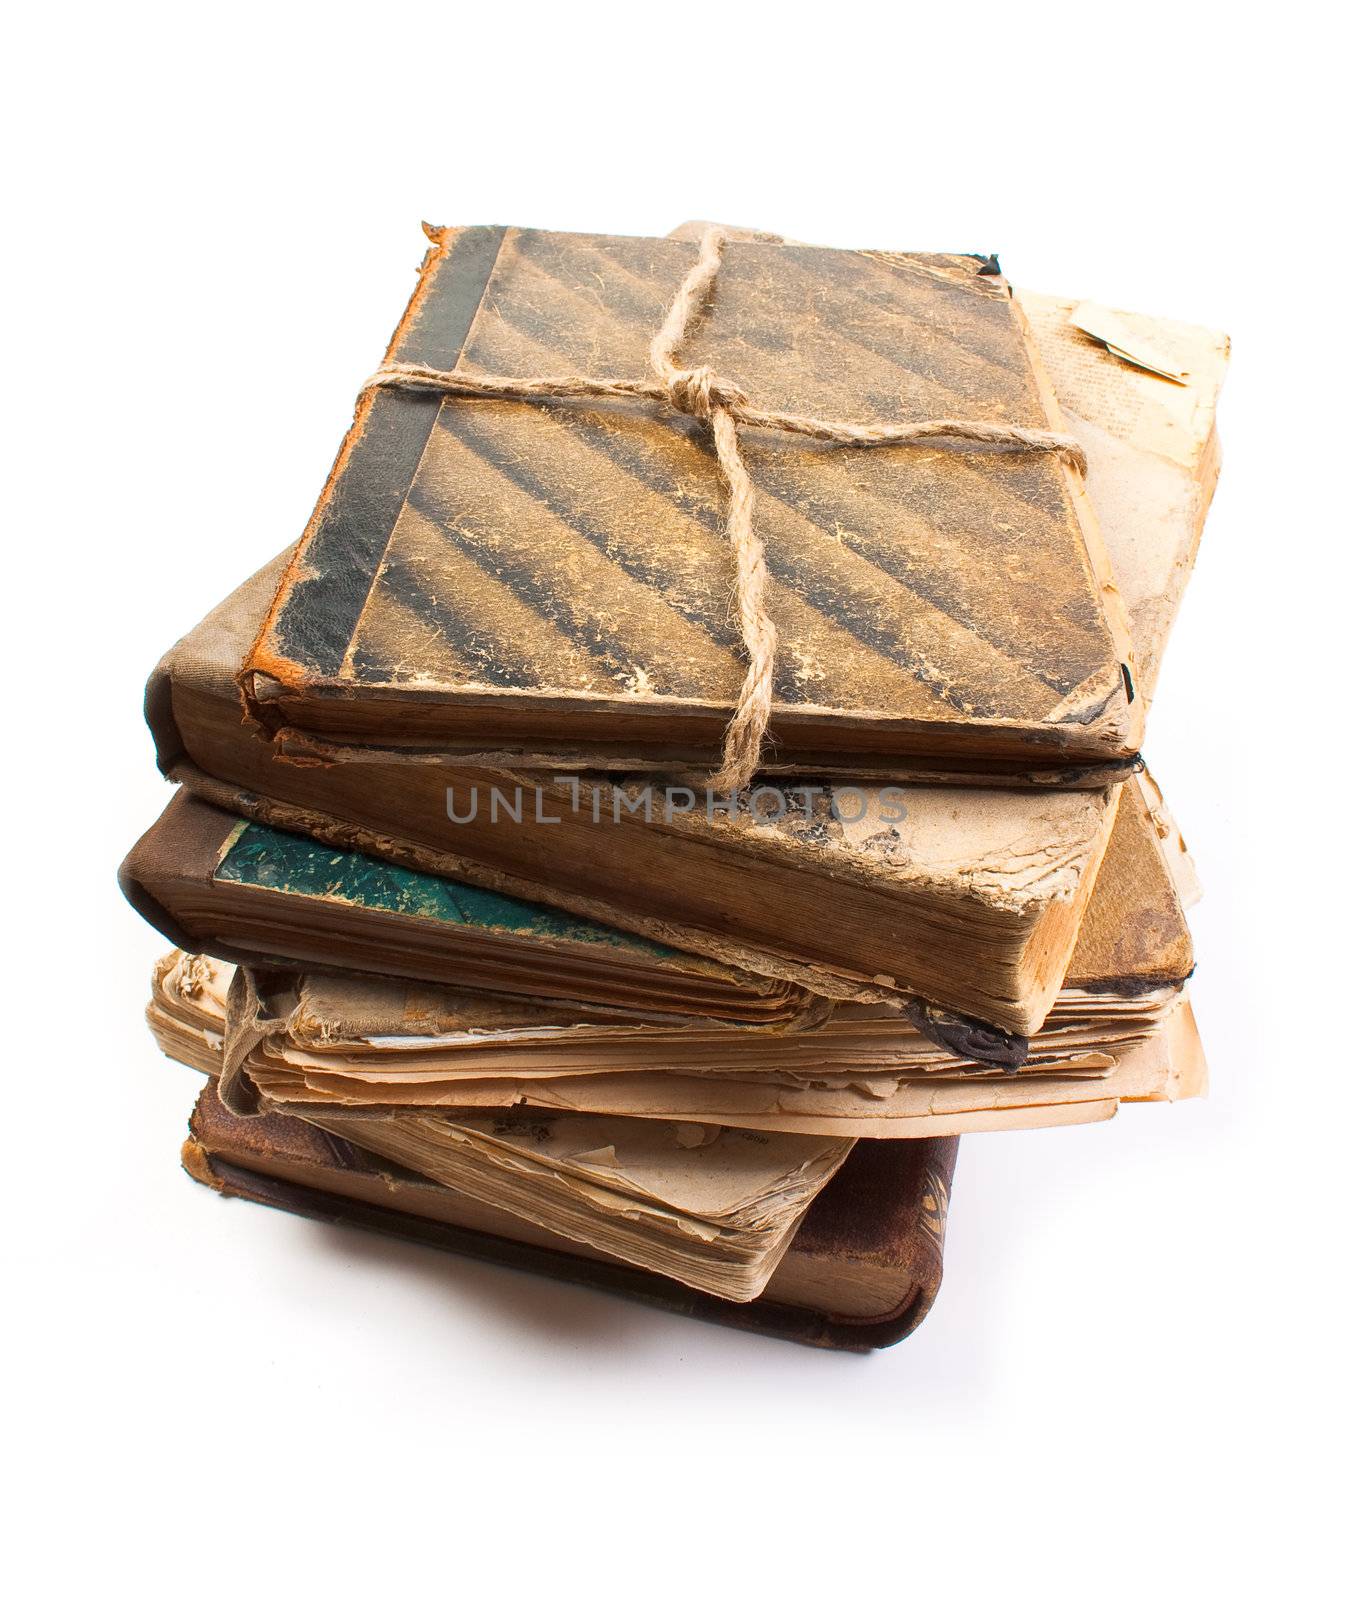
[{"x1": 120, "y1": 221, "x2": 1228, "y2": 1349}]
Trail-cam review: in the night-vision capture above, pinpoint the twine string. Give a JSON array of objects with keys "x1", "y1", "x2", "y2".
[
  {"x1": 363, "y1": 228, "x2": 1086, "y2": 790},
  {"x1": 218, "y1": 967, "x2": 289, "y2": 1117}
]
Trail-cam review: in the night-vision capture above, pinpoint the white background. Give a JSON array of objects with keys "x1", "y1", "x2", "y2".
[{"x1": 6, "y1": 4, "x2": 1342, "y2": 1594}]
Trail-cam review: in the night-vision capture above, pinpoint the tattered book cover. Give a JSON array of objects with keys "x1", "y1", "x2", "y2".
[{"x1": 244, "y1": 226, "x2": 1139, "y2": 775}]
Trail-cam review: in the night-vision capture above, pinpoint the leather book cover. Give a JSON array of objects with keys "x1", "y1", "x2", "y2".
[
  {"x1": 119, "y1": 788, "x2": 819, "y2": 1023},
  {"x1": 122, "y1": 774, "x2": 1187, "y2": 1019},
  {"x1": 182, "y1": 1082, "x2": 957, "y2": 1351},
  {"x1": 242, "y1": 225, "x2": 1139, "y2": 778}
]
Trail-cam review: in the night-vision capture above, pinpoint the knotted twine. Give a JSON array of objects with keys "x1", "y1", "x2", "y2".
[{"x1": 363, "y1": 229, "x2": 1086, "y2": 791}]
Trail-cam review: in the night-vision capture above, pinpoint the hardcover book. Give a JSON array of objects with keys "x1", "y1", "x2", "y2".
[
  {"x1": 121, "y1": 789, "x2": 821, "y2": 1026},
  {"x1": 242, "y1": 225, "x2": 1141, "y2": 780},
  {"x1": 182, "y1": 1083, "x2": 958, "y2": 1350}
]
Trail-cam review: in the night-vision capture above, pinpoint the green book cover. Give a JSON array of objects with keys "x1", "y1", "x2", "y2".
[{"x1": 214, "y1": 820, "x2": 678, "y2": 960}]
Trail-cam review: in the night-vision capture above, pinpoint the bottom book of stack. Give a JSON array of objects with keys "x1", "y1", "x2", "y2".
[{"x1": 181, "y1": 1080, "x2": 957, "y2": 1352}]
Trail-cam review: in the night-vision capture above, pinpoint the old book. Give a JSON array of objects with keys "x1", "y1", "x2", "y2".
[
  {"x1": 242, "y1": 225, "x2": 1140, "y2": 782},
  {"x1": 148, "y1": 931, "x2": 1205, "y2": 1141},
  {"x1": 143, "y1": 280, "x2": 1223, "y2": 1036},
  {"x1": 124, "y1": 776, "x2": 1190, "y2": 1096},
  {"x1": 278, "y1": 1112, "x2": 851, "y2": 1302},
  {"x1": 155, "y1": 953, "x2": 1205, "y2": 1138},
  {"x1": 183, "y1": 1083, "x2": 957, "y2": 1350},
  {"x1": 120, "y1": 789, "x2": 823, "y2": 1027}
]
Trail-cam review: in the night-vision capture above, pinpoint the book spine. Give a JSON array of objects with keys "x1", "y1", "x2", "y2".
[{"x1": 243, "y1": 226, "x2": 508, "y2": 704}]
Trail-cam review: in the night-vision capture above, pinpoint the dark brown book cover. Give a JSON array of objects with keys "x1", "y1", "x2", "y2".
[
  {"x1": 118, "y1": 789, "x2": 820, "y2": 1024},
  {"x1": 242, "y1": 225, "x2": 1139, "y2": 778},
  {"x1": 122, "y1": 777, "x2": 1189, "y2": 1013},
  {"x1": 182, "y1": 1082, "x2": 957, "y2": 1351}
]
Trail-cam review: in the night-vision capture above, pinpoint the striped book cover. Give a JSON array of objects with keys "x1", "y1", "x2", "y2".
[{"x1": 243, "y1": 226, "x2": 1140, "y2": 780}]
